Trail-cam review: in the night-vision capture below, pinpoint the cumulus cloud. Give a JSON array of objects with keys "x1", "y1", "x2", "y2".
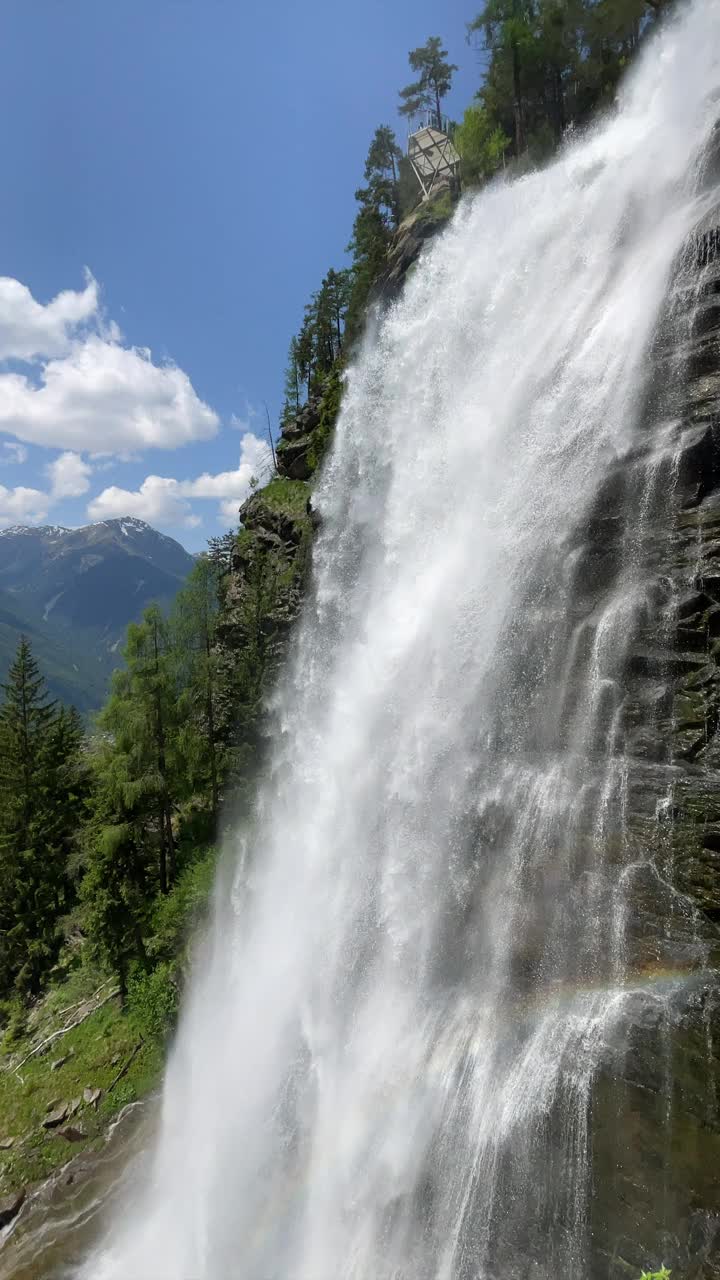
[
  {"x1": 87, "y1": 475, "x2": 198, "y2": 529},
  {"x1": 0, "y1": 335, "x2": 219, "y2": 454},
  {"x1": 0, "y1": 484, "x2": 50, "y2": 527},
  {"x1": 48, "y1": 451, "x2": 92, "y2": 499},
  {"x1": 87, "y1": 432, "x2": 273, "y2": 528},
  {"x1": 181, "y1": 433, "x2": 272, "y2": 500},
  {"x1": 0, "y1": 273, "x2": 219, "y2": 456},
  {"x1": 0, "y1": 273, "x2": 98, "y2": 361}
]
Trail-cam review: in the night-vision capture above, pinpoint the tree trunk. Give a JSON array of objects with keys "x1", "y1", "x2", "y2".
[
  {"x1": 512, "y1": 41, "x2": 525, "y2": 155},
  {"x1": 205, "y1": 640, "x2": 219, "y2": 817},
  {"x1": 554, "y1": 68, "x2": 565, "y2": 143},
  {"x1": 164, "y1": 806, "x2": 176, "y2": 882},
  {"x1": 157, "y1": 805, "x2": 168, "y2": 895}
]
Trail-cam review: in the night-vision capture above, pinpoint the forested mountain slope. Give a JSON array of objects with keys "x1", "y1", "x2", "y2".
[{"x1": 0, "y1": 520, "x2": 194, "y2": 709}]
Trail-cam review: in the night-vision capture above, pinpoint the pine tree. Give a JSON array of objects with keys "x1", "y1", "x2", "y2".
[
  {"x1": 207, "y1": 530, "x2": 237, "y2": 576},
  {"x1": 0, "y1": 638, "x2": 85, "y2": 996},
  {"x1": 398, "y1": 37, "x2": 458, "y2": 127},
  {"x1": 363, "y1": 127, "x2": 403, "y2": 227},
  {"x1": 282, "y1": 335, "x2": 302, "y2": 424}
]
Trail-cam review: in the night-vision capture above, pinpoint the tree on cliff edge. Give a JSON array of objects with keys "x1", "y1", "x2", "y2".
[{"x1": 398, "y1": 36, "x2": 457, "y2": 126}]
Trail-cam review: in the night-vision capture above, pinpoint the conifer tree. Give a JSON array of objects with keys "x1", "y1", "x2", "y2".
[
  {"x1": 97, "y1": 605, "x2": 179, "y2": 896},
  {"x1": 398, "y1": 36, "x2": 457, "y2": 127},
  {"x1": 80, "y1": 754, "x2": 151, "y2": 998},
  {"x1": 171, "y1": 556, "x2": 224, "y2": 818},
  {"x1": 0, "y1": 638, "x2": 85, "y2": 995},
  {"x1": 363, "y1": 127, "x2": 403, "y2": 228},
  {"x1": 207, "y1": 530, "x2": 237, "y2": 576},
  {"x1": 282, "y1": 335, "x2": 302, "y2": 423}
]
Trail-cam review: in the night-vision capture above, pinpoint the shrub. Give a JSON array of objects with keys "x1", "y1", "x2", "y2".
[{"x1": 126, "y1": 962, "x2": 179, "y2": 1043}]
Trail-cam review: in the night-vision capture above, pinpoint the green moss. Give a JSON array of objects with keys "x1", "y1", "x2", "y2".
[{"x1": 411, "y1": 188, "x2": 454, "y2": 230}]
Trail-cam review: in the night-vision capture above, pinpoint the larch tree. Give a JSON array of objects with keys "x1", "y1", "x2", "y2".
[
  {"x1": 171, "y1": 556, "x2": 224, "y2": 819},
  {"x1": 97, "y1": 605, "x2": 179, "y2": 896}
]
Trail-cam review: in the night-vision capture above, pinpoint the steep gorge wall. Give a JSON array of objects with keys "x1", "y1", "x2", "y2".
[
  {"x1": 574, "y1": 231, "x2": 720, "y2": 1278},
  {"x1": 216, "y1": 199, "x2": 720, "y2": 1278}
]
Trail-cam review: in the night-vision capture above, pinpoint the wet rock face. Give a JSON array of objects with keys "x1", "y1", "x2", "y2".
[
  {"x1": 582, "y1": 247, "x2": 720, "y2": 1277},
  {"x1": 215, "y1": 369, "x2": 343, "y2": 743},
  {"x1": 275, "y1": 400, "x2": 322, "y2": 481},
  {"x1": 0, "y1": 1187, "x2": 25, "y2": 1228}
]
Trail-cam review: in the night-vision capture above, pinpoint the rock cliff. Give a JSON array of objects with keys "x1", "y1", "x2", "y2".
[{"x1": 214, "y1": 197, "x2": 720, "y2": 1278}]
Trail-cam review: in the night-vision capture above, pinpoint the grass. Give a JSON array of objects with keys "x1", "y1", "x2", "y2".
[
  {"x1": 0, "y1": 845, "x2": 218, "y2": 1197},
  {"x1": 0, "y1": 969, "x2": 163, "y2": 1194},
  {"x1": 254, "y1": 477, "x2": 310, "y2": 520}
]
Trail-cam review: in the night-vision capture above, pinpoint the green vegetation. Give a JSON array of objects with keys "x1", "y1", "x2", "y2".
[
  {"x1": 640, "y1": 1270, "x2": 671, "y2": 1279},
  {"x1": 0, "y1": 557, "x2": 233, "y2": 1192},
  {"x1": 0, "y1": 843, "x2": 216, "y2": 1189},
  {"x1": 465, "y1": 1, "x2": 670, "y2": 173},
  {"x1": 454, "y1": 104, "x2": 510, "y2": 184},
  {"x1": 0, "y1": 981, "x2": 163, "y2": 1189}
]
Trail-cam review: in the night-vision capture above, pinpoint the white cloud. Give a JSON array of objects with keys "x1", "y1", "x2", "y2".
[
  {"x1": 182, "y1": 433, "x2": 272, "y2": 500},
  {"x1": 0, "y1": 335, "x2": 219, "y2": 454},
  {"x1": 0, "y1": 273, "x2": 219, "y2": 456},
  {"x1": 48, "y1": 451, "x2": 92, "y2": 499},
  {"x1": 0, "y1": 273, "x2": 98, "y2": 361},
  {"x1": 218, "y1": 497, "x2": 243, "y2": 525},
  {"x1": 1, "y1": 441, "x2": 28, "y2": 465},
  {"x1": 87, "y1": 475, "x2": 197, "y2": 528},
  {"x1": 87, "y1": 433, "x2": 273, "y2": 529},
  {"x1": 0, "y1": 484, "x2": 50, "y2": 527}
]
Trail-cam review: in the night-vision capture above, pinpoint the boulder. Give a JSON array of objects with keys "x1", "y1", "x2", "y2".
[
  {"x1": 42, "y1": 1104, "x2": 68, "y2": 1130},
  {"x1": 83, "y1": 1086, "x2": 101, "y2": 1107},
  {"x1": 0, "y1": 1136, "x2": 15, "y2": 1150},
  {"x1": 0, "y1": 1188, "x2": 25, "y2": 1228},
  {"x1": 50, "y1": 1050, "x2": 73, "y2": 1072},
  {"x1": 276, "y1": 435, "x2": 312, "y2": 480}
]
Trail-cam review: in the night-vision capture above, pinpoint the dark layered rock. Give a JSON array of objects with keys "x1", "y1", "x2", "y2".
[
  {"x1": 582, "y1": 239, "x2": 720, "y2": 1278},
  {"x1": 275, "y1": 399, "x2": 322, "y2": 481},
  {"x1": 0, "y1": 1187, "x2": 25, "y2": 1228},
  {"x1": 215, "y1": 366, "x2": 343, "y2": 720},
  {"x1": 215, "y1": 479, "x2": 312, "y2": 675},
  {"x1": 378, "y1": 189, "x2": 456, "y2": 299}
]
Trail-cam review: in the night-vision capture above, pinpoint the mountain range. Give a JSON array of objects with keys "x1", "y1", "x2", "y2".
[{"x1": 0, "y1": 518, "x2": 195, "y2": 711}]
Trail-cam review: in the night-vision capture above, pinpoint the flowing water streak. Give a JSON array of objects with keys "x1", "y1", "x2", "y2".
[{"x1": 86, "y1": 6, "x2": 720, "y2": 1277}]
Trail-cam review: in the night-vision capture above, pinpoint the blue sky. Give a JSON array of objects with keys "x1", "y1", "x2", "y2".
[{"x1": 0, "y1": 0, "x2": 482, "y2": 550}]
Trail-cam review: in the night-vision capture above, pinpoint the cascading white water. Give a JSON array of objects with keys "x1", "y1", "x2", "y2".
[{"x1": 87, "y1": 6, "x2": 720, "y2": 1277}]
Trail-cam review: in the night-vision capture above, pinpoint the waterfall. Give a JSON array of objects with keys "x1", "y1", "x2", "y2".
[{"x1": 87, "y1": 5, "x2": 720, "y2": 1277}]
